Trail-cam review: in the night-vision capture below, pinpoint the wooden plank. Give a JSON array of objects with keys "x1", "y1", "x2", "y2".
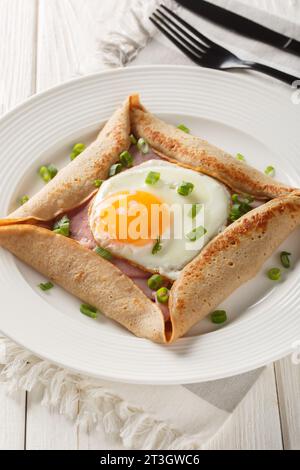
[
  {"x1": 25, "y1": 385, "x2": 78, "y2": 450},
  {"x1": 0, "y1": 385, "x2": 26, "y2": 450},
  {"x1": 0, "y1": 0, "x2": 37, "y2": 113},
  {"x1": 5, "y1": 0, "x2": 296, "y2": 451},
  {"x1": 206, "y1": 366, "x2": 283, "y2": 450},
  {"x1": 29, "y1": 0, "x2": 286, "y2": 451},
  {"x1": 23, "y1": 0, "x2": 109, "y2": 449},
  {"x1": 36, "y1": 0, "x2": 108, "y2": 91},
  {"x1": 275, "y1": 357, "x2": 300, "y2": 450},
  {"x1": 0, "y1": 0, "x2": 37, "y2": 450}
]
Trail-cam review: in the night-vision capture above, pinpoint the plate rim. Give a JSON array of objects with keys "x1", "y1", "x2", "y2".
[{"x1": 0, "y1": 64, "x2": 299, "y2": 384}]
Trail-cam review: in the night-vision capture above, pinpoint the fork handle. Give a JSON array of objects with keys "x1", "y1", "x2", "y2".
[{"x1": 244, "y1": 61, "x2": 299, "y2": 85}]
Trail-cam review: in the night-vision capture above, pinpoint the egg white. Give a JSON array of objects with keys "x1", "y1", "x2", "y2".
[{"x1": 89, "y1": 160, "x2": 230, "y2": 280}]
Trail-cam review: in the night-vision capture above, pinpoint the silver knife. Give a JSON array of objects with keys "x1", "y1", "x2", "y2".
[{"x1": 176, "y1": 0, "x2": 300, "y2": 57}]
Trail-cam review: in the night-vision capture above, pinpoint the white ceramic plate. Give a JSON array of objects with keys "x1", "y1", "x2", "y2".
[{"x1": 1, "y1": 66, "x2": 300, "y2": 384}]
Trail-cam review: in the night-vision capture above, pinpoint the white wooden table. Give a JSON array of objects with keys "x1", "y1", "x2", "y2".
[{"x1": 1, "y1": 0, "x2": 300, "y2": 450}]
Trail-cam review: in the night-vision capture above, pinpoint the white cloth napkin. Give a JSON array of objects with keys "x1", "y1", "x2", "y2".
[
  {"x1": 0, "y1": 335, "x2": 263, "y2": 449},
  {"x1": 100, "y1": 0, "x2": 300, "y2": 77},
  {"x1": 1, "y1": 0, "x2": 300, "y2": 451}
]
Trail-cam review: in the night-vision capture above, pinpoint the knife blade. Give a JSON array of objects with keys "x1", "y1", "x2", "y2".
[{"x1": 176, "y1": 0, "x2": 300, "y2": 57}]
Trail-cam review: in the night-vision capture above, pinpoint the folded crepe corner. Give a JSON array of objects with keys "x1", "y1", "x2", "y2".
[
  {"x1": 0, "y1": 222, "x2": 167, "y2": 344},
  {"x1": 129, "y1": 93, "x2": 144, "y2": 111},
  {"x1": 9, "y1": 96, "x2": 132, "y2": 221}
]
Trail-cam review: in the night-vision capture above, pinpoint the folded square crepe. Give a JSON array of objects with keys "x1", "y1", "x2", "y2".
[{"x1": 1, "y1": 95, "x2": 300, "y2": 343}]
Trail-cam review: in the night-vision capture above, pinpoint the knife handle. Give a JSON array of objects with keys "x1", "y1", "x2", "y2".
[
  {"x1": 245, "y1": 61, "x2": 299, "y2": 85},
  {"x1": 285, "y1": 39, "x2": 300, "y2": 57}
]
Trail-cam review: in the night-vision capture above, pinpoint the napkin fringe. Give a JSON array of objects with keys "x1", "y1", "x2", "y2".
[{"x1": 0, "y1": 336, "x2": 201, "y2": 450}]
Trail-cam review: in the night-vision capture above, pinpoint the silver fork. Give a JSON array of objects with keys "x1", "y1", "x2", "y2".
[{"x1": 150, "y1": 5, "x2": 299, "y2": 85}]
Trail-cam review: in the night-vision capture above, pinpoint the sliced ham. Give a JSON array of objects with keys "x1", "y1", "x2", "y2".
[
  {"x1": 69, "y1": 201, "x2": 96, "y2": 250},
  {"x1": 132, "y1": 277, "x2": 154, "y2": 299}
]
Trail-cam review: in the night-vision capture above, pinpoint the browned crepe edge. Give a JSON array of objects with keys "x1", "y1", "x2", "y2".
[
  {"x1": 129, "y1": 95, "x2": 295, "y2": 200},
  {"x1": 168, "y1": 191, "x2": 300, "y2": 342}
]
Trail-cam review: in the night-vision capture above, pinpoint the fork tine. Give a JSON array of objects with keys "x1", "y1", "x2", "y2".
[
  {"x1": 155, "y1": 9, "x2": 207, "y2": 54},
  {"x1": 149, "y1": 17, "x2": 202, "y2": 64},
  {"x1": 153, "y1": 11, "x2": 205, "y2": 56},
  {"x1": 161, "y1": 4, "x2": 220, "y2": 49}
]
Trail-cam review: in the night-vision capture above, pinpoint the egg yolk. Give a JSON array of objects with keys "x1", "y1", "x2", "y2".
[{"x1": 95, "y1": 190, "x2": 170, "y2": 245}]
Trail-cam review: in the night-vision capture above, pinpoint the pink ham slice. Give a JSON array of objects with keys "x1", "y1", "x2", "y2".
[
  {"x1": 132, "y1": 277, "x2": 154, "y2": 299},
  {"x1": 67, "y1": 146, "x2": 171, "y2": 320},
  {"x1": 69, "y1": 202, "x2": 96, "y2": 250}
]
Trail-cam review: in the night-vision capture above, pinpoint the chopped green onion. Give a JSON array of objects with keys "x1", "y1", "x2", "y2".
[
  {"x1": 73, "y1": 143, "x2": 86, "y2": 154},
  {"x1": 156, "y1": 287, "x2": 169, "y2": 304},
  {"x1": 38, "y1": 281, "x2": 54, "y2": 291},
  {"x1": 265, "y1": 166, "x2": 275, "y2": 177},
  {"x1": 177, "y1": 181, "x2": 194, "y2": 197},
  {"x1": 39, "y1": 164, "x2": 58, "y2": 183},
  {"x1": 80, "y1": 304, "x2": 98, "y2": 319},
  {"x1": 177, "y1": 124, "x2": 190, "y2": 133},
  {"x1": 53, "y1": 215, "x2": 70, "y2": 237},
  {"x1": 188, "y1": 203, "x2": 202, "y2": 219},
  {"x1": 109, "y1": 163, "x2": 123, "y2": 177},
  {"x1": 39, "y1": 166, "x2": 50, "y2": 182},
  {"x1": 152, "y1": 237, "x2": 162, "y2": 255},
  {"x1": 280, "y1": 252, "x2": 291, "y2": 269},
  {"x1": 137, "y1": 137, "x2": 149, "y2": 154},
  {"x1": 130, "y1": 134, "x2": 137, "y2": 145},
  {"x1": 39, "y1": 165, "x2": 57, "y2": 183},
  {"x1": 186, "y1": 226, "x2": 207, "y2": 242},
  {"x1": 211, "y1": 310, "x2": 227, "y2": 324},
  {"x1": 94, "y1": 179, "x2": 103, "y2": 188},
  {"x1": 268, "y1": 268, "x2": 281, "y2": 281},
  {"x1": 47, "y1": 164, "x2": 58, "y2": 179},
  {"x1": 229, "y1": 194, "x2": 253, "y2": 222},
  {"x1": 245, "y1": 194, "x2": 254, "y2": 204},
  {"x1": 229, "y1": 203, "x2": 242, "y2": 222},
  {"x1": 19, "y1": 195, "x2": 29, "y2": 206},
  {"x1": 70, "y1": 143, "x2": 86, "y2": 160},
  {"x1": 145, "y1": 171, "x2": 160, "y2": 185},
  {"x1": 147, "y1": 274, "x2": 164, "y2": 291},
  {"x1": 119, "y1": 150, "x2": 133, "y2": 168},
  {"x1": 236, "y1": 153, "x2": 246, "y2": 162},
  {"x1": 94, "y1": 246, "x2": 113, "y2": 261}
]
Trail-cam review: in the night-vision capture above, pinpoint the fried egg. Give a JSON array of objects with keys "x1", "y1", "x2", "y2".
[{"x1": 89, "y1": 160, "x2": 230, "y2": 279}]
